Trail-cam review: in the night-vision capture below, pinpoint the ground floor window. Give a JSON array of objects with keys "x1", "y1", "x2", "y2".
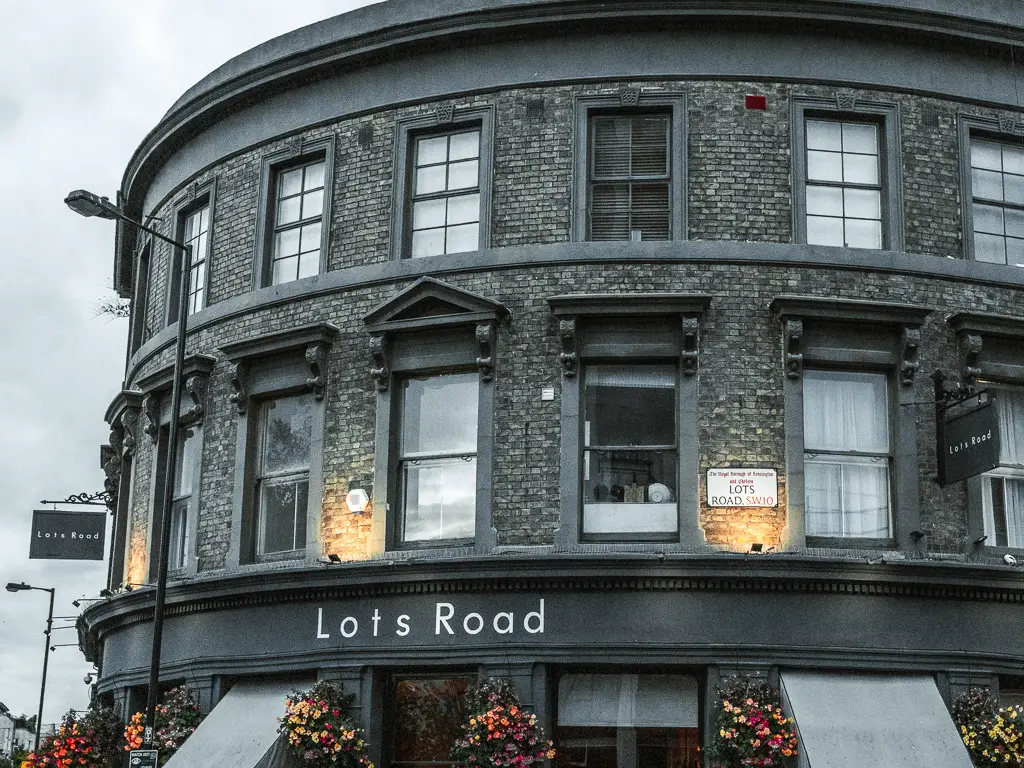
[
  {"x1": 391, "y1": 677, "x2": 471, "y2": 768},
  {"x1": 556, "y1": 674, "x2": 700, "y2": 768}
]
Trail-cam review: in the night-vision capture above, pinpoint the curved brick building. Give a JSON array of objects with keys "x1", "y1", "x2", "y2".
[{"x1": 81, "y1": 1, "x2": 1024, "y2": 765}]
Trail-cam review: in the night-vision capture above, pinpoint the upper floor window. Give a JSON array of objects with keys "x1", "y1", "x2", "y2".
[
  {"x1": 271, "y1": 159, "x2": 325, "y2": 284},
  {"x1": 399, "y1": 372, "x2": 478, "y2": 544},
  {"x1": 255, "y1": 394, "x2": 314, "y2": 556},
  {"x1": 792, "y1": 97, "x2": 902, "y2": 251},
  {"x1": 804, "y1": 119, "x2": 882, "y2": 249},
  {"x1": 391, "y1": 108, "x2": 494, "y2": 260},
  {"x1": 588, "y1": 114, "x2": 671, "y2": 241},
  {"x1": 168, "y1": 426, "x2": 198, "y2": 571},
  {"x1": 969, "y1": 139, "x2": 1024, "y2": 267},
  {"x1": 803, "y1": 370, "x2": 891, "y2": 538},
  {"x1": 982, "y1": 387, "x2": 1024, "y2": 548},
  {"x1": 169, "y1": 184, "x2": 215, "y2": 325},
  {"x1": 254, "y1": 137, "x2": 334, "y2": 287},
  {"x1": 181, "y1": 205, "x2": 209, "y2": 314},
  {"x1": 572, "y1": 93, "x2": 686, "y2": 243},
  {"x1": 410, "y1": 129, "x2": 481, "y2": 258},
  {"x1": 583, "y1": 364, "x2": 678, "y2": 538}
]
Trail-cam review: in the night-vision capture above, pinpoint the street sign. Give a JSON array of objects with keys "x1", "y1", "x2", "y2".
[{"x1": 129, "y1": 749, "x2": 159, "y2": 768}]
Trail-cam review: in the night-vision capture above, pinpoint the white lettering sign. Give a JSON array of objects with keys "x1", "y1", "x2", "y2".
[
  {"x1": 314, "y1": 600, "x2": 546, "y2": 641},
  {"x1": 707, "y1": 468, "x2": 778, "y2": 507}
]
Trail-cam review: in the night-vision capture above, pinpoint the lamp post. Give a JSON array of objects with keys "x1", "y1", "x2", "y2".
[
  {"x1": 65, "y1": 189, "x2": 192, "y2": 751},
  {"x1": 6, "y1": 582, "x2": 55, "y2": 752}
]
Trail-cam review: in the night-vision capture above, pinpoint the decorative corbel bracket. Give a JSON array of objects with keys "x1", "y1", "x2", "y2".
[
  {"x1": 369, "y1": 333, "x2": 390, "y2": 392},
  {"x1": 899, "y1": 326, "x2": 921, "y2": 387},
  {"x1": 681, "y1": 316, "x2": 699, "y2": 376},
  {"x1": 183, "y1": 374, "x2": 208, "y2": 423},
  {"x1": 230, "y1": 361, "x2": 250, "y2": 415},
  {"x1": 784, "y1": 318, "x2": 804, "y2": 379},
  {"x1": 558, "y1": 318, "x2": 578, "y2": 378},
  {"x1": 476, "y1": 323, "x2": 496, "y2": 382},
  {"x1": 142, "y1": 393, "x2": 160, "y2": 442},
  {"x1": 959, "y1": 332, "x2": 983, "y2": 386},
  {"x1": 119, "y1": 406, "x2": 140, "y2": 458},
  {"x1": 306, "y1": 343, "x2": 328, "y2": 400},
  {"x1": 100, "y1": 444, "x2": 120, "y2": 514}
]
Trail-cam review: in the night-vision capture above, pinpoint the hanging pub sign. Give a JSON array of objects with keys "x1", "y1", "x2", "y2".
[
  {"x1": 938, "y1": 397, "x2": 1000, "y2": 486},
  {"x1": 29, "y1": 509, "x2": 105, "y2": 560}
]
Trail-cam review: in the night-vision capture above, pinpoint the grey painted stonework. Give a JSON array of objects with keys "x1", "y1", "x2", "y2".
[{"x1": 84, "y1": 0, "x2": 1024, "y2": 760}]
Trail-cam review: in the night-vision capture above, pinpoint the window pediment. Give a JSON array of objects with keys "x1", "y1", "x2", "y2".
[{"x1": 364, "y1": 277, "x2": 509, "y2": 333}]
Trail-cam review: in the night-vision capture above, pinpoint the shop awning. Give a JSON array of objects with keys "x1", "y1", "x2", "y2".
[
  {"x1": 163, "y1": 679, "x2": 300, "y2": 768},
  {"x1": 779, "y1": 671, "x2": 973, "y2": 768}
]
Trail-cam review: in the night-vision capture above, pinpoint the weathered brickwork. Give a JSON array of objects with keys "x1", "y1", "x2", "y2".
[{"x1": 114, "y1": 77, "x2": 1024, "y2": 582}]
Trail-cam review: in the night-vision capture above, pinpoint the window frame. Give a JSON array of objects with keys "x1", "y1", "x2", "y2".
[
  {"x1": 391, "y1": 106, "x2": 494, "y2": 260},
  {"x1": 549, "y1": 294, "x2": 709, "y2": 547},
  {"x1": 948, "y1": 311, "x2": 1024, "y2": 556},
  {"x1": 978, "y1": 386, "x2": 1024, "y2": 549},
  {"x1": 792, "y1": 96, "x2": 903, "y2": 251},
  {"x1": 801, "y1": 368, "x2": 895, "y2": 540},
  {"x1": 365, "y1": 278, "x2": 508, "y2": 554},
  {"x1": 221, "y1": 323, "x2": 336, "y2": 569},
  {"x1": 253, "y1": 136, "x2": 335, "y2": 288},
  {"x1": 773, "y1": 296, "x2": 930, "y2": 551},
  {"x1": 129, "y1": 239, "x2": 152, "y2": 355},
  {"x1": 136, "y1": 354, "x2": 215, "y2": 580},
  {"x1": 168, "y1": 182, "x2": 216, "y2": 325},
  {"x1": 958, "y1": 115, "x2": 1024, "y2": 266},
  {"x1": 572, "y1": 93, "x2": 687, "y2": 243},
  {"x1": 396, "y1": 371, "x2": 480, "y2": 546},
  {"x1": 386, "y1": 673, "x2": 475, "y2": 768}
]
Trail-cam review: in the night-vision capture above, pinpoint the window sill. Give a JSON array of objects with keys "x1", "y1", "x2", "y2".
[{"x1": 806, "y1": 536, "x2": 897, "y2": 550}]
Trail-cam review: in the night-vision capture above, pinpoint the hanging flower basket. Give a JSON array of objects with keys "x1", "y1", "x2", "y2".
[
  {"x1": 449, "y1": 678, "x2": 555, "y2": 768},
  {"x1": 123, "y1": 685, "x2": 204, "y2": 765},
  {"x1": 953, "y1": 688, "x2": 1023, "y2": 766},
  {"x1": 706, "y1": 678, "x2": 798, "y2": 768},
  {"x1": 278, "y1": 681, "x2": 373, "y2": 768},
  {"x1": 25, "y1": 705, "x2": 122, "y2": 768}
]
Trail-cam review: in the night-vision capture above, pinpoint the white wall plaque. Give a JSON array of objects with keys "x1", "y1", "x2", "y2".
[{"x1": 706, "y1": 468, "x2": 778, "y2": 507}]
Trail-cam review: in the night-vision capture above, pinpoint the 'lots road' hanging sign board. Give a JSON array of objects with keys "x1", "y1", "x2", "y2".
[
  {"x1": 939, "y1": 398, "x2": 1000, "y2": 486},
  {"x1": 29, "y1": 509, "x2": 105, "y2": 560},
  {"x1": 707, "y1": 468, "x2": 778, "y2": 507}
]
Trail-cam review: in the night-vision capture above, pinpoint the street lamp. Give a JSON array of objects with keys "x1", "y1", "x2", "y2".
[
  {"x1": 6, "y1": 582, "x2": 55, "y2": 752},
  {"x1": 65, "y1": 188, "x2": 192, "y2": 751}
]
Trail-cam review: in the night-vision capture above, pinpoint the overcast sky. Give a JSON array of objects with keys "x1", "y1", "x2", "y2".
[{"x1": 0, "y1": 0, "x2": 379, "y2": 729}]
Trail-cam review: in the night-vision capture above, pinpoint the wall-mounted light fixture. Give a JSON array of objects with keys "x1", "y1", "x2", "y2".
[{"x1": 346, "y1": 488, "x2": 370, "y2": 513}]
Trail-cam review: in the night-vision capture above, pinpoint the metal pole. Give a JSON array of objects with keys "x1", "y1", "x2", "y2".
[
  {"x1": 34, "y1": 588, "x2": 54, "y2": 752},
  {"x1": 143, "y1": 241, "x2": 192, "y2": 749}
]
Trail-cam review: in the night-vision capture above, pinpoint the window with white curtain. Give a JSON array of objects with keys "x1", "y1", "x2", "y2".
[
  {"x1": 582, "y1": 364, "x2": 678, "y2": 539},
  {"x1": 803, "y1": 370, "x2": 892, "y2": 538},
  {"x1": 557, "y1": 674, "x2": 700, "y2": 768},
  {"x1": 982, "y1": 388, "x2": 1024, "y2": 548}
]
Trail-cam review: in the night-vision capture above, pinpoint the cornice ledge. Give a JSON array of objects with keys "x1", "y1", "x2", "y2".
[
  {"x1": 946, "y1": 310, "x2": 1024, "y2": 340},
  {"x1": 103, "y1": 389, "x2": 144, "y2": 425},
  {"x1": 134, "y1": 354, "x2": 217, "y2": 393},
  {"x1": 549, "y1": 293, "x2": 712, "y2": 316},
  {"x1": 219, "y1": 322, "x2": 339, "y2": 360},
  {"x1": 770, "y1": 295, "x2": 932, "y2": 326}
]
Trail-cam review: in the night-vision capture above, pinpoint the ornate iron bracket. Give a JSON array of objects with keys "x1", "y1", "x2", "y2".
[
  {"x1": 476, "y1": 323, "x2": 496, "y2": 382},
  {"x1": 899, "y1": 326, "x2": 921, "y2": 387},
  {"x1": 39, "y1": 491, "x2": 111, "y2": 507},
  {"x1": 681, "y1": 316, "x2": 699, "y2": 376},
  {"x1": 784, "y1": 318, "x2": 803, "y2": 379},
  {"x1": 369, "y1": 333, "x2": 390, "y2": 392},
  {"x1": 558, "y1": 318, "x2": 578, "y2": 378}
]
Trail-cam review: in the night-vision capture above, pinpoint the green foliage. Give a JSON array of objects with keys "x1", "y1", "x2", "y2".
[{"x1": 953, "y1": 688, "x2": 1024, "y2": 766}]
